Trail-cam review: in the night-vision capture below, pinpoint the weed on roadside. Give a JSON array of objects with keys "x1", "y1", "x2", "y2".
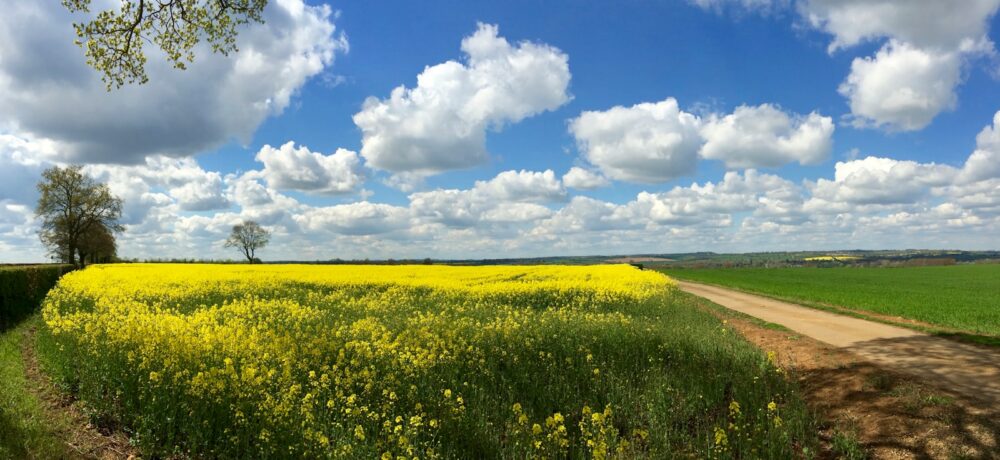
[{"x1": 829, "y1": 419, "x2": 868, "y2": 460}]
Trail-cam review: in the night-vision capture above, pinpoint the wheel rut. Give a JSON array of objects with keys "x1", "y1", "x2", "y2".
[{"x1": 678, "y1": 280, "x2": 1000, "y2": 408}]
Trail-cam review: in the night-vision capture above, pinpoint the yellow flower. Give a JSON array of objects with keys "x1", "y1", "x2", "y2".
[
  {"x1": 38, "y1": 263, "x2": 675, "y2": 457},
  {"x1": 714, "y1": 426, "x2": 728, "y2": 446}
]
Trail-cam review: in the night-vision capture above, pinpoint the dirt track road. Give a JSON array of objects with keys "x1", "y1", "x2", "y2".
[{"x1": 678, "y1": 281, "x2": 1000, "y2": 407}]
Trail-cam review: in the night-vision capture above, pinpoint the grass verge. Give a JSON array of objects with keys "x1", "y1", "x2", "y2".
[{"x1": 0, "y1": 315, "x2": 72, "y2": 459}]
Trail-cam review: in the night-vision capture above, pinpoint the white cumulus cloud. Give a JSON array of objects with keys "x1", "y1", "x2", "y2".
[
  {"x1": 482, "y1": 203, "x2": 554, "y2": 223},
  {"x1": 472, "y1": 169, "x2": 565, "y2": 203},
  {"x1": 295, "y1": 202, "x2": 411, "y2": 236},
  {"x1": 253, "y1": 142, "x2": 365, "y2": 195},
  {"x1": 691, "y1": 0, "x2": 1000, "y2": 132},
  {"x1": 570, "y1": 99, "x2": 835, "y2": 181},
  {"x1": 85, "y1": 156, "x2": 232, "y2": 215},
  {"x1": 959, "y1": 111, "x2": 1000, "y2": 184},
  {"x1": 353, "y1": 23, "x2": 571, "y2": 179},
  {"x1": 0, "y1": 0, "x2": 346, "y2": 163},
  {"x1": 802, "y1": 0, "x2": 1000, "y2": 131},
  {"x1": 838, "y1": 41, "x2": 962, "y2": 131},
  {"x1": 807, "y1": 156, "x2": 957, "y2": 207},
  {"x1": 409, "y1": 169, "x2": 565, "y2": 228},
  {"x1": 700, "y1": 104, "x2": 834, "y2": 168},
  {"x1": 800, "y1": 0, "x2": 1000, "y2": 51},
  {"x1": 0, "y1": 133, "x2": 57, "y2": 204},
  {"x1": 569, "y1": 98, "x2": 703, "y2": 183},
  {"x1": 625, "y1": 170, "x2": 802, "y2": 226},
  {"x1": 562, "y1": 167, "x2": 611, "y2": 189}
]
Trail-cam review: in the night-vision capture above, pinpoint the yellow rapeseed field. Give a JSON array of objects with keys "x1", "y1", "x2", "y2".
[
  {"x1": 39, "y1": 264, "x2": 813, "y2": 458},
  {"x1": 802, "y1": 255, "x2": 861, "y2": 262}
]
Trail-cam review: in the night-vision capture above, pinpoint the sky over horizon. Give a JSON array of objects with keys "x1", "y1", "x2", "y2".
[{"x1": 2, "y1": 0, "x2": 1000, "y2": 262}]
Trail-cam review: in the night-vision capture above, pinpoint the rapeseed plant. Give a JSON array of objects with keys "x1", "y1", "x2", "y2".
[{"x1": 38, "y1": 264, "x2": 815, "y2": 458}]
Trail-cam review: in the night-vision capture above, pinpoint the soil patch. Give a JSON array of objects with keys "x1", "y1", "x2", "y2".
[
  {"x1": 679, "y1": 281, "x2": 1000, "y2": 408},
  {"x1": 19, "y1": 325, "x2": 136, "y2": 459},
  {"x1": 714, "y1": 305, "x2": 999, "y2": 459}
]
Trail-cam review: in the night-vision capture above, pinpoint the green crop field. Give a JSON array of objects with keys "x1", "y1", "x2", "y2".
[{"x1": 660, "y1": 264, "x2": 1000, "y2": 337}]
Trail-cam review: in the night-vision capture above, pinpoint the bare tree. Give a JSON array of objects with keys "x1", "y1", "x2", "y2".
[
  {"x1": 36, "y1": 165, "x2": 124, "y2": 267},
  {"x1": 224, "y1": 220, "x2": 270, "y2": 263}
]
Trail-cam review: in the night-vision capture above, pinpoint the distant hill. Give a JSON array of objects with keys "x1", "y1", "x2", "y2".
[{"x1": 115, "y1": 249, "x2": 1000, "y2": 267}]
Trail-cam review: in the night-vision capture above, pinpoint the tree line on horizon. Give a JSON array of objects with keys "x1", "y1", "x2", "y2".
[{"x1": 35, "y1": 166, "x2": 269, "y2": 266}]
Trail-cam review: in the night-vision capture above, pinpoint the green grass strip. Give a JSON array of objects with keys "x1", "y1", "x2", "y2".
[
  {"x1": 0, "y1": 315, "x2": 72, "y2": 459},
  {"x1": 661, "y1": 265, "x2": 1000, "y2": 346}
]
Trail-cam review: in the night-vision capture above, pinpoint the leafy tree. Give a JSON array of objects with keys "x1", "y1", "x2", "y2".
[
  {"x1": 224, "y1": 220, "x2": 270, "y2": 263},
  {"x1": 62, "y1": 0, "x2": 269, "y2": 89},
  {"x1": 78, "y1": 223, "x2": 118, "y2": 264},
  {"x1": 36, "y1": 166, "x2": 124, "y2": 267}
]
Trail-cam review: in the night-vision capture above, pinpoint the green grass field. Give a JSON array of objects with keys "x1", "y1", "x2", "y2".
[{"x1": 660, "y1": 264, "x2": 1000, "y2": 337}]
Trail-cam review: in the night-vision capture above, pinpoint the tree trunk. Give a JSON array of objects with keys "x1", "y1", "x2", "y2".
[{"x1": 68, "y1": 243, "x2": 78, "y2": 267}]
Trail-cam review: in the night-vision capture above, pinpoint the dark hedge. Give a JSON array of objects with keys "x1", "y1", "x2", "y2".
[{"x1": 0, "y1": 265, "x2": 73, "y2": 330}]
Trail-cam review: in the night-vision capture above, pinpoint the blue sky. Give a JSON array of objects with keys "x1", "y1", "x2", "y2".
[
  {"x1": 2, "y1": 0, "x2": 1000, "y2": 261},
  {"x1": 229, "y1": 1, "x2": 1000, "y2": 204}
]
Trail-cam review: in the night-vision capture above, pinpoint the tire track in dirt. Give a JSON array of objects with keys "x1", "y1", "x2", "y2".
[{"x1": 678, "y1": 281, "x2": 1000, "y2": 408}]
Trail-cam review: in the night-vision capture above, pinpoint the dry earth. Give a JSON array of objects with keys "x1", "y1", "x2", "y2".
[
  {"x1": 19, "y1": 325, "x2": 135, "y2": 459},
  {"x1": 680, "y1": 282, "x2": 1000, "y2": 459}
]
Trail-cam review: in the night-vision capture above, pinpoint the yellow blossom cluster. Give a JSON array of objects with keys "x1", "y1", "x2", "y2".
[
  {"x1": 39, "y1": 263, "x2": 811, "y2": 458},
  {"x1": 40, "y1": 264, "x2": 672, "y2": 457}
]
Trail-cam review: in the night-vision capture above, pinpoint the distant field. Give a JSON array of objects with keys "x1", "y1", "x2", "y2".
[{"x1": 660, "y1": 264, "x2": 1000, "y2": 337}]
